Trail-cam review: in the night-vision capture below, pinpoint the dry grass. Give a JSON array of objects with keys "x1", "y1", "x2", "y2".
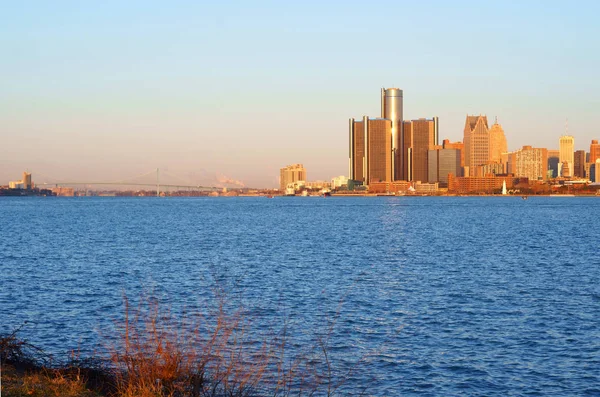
[{"x1": 2, "y1": 292, "x2": 375, "y2": 397}]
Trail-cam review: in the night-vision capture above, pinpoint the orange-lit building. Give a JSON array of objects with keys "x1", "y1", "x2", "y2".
[
  {"x1": 448, "y1": 174, "x2": 525, "y2": 194},
  {"x1": 280, "y1": 164, "x2": 306, "y2": 191},
  {"x1": 590, "y1": 139, "x2": 600, "y2": 164},
  {"x1": 574, "y1": 150, "x2": 586, "y2": 178},
  {"x1": 443, "y1": 139, "x2": 464, "y2": 169},
  {"x1": 369, "y1": 180, "x2": 411, "y2": 194},
  {"x1": 512, "y1": 145, "x2": 549, "y2": 181},
  {"x1": 463, "y1": 115, "x2": 490, "y2": 176},
  {"x1": 489, "y1": 118, "x2": 508, "y2": 164},
  {"x1": 349, "y1": 117, "x2": 392, "y2": 184},
  {"x1": 402, "y1": 117, "x2": 438, "y2": 181}
]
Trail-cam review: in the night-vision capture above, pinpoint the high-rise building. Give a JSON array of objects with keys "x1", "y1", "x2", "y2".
[
  {"x1": 381, "y1": 88, "x2": 403, "y2": 180},
  {"x1": 22, "y1": 172, "x2": 32, "y2": 189},
  {"x1": 547, "y1": 150, "x2": 560, "y2": 178},
  {"x1": 559, "y1": 135, "x2": 575, "y2": 177},
  {"x1": 463, "y1": 115, "x2": 490, "y2": 176},
  {"x1": 349, "y1": 117, "x2": 392, "y2": 184},
  {"x1": 280, "y1": 164, "x2": 306, "y2": 191},
  {"x1": 442, "y1": 139, "x2": 464, "y2": 169},
  {"x1": 512, "y1": 145, "x2": 548, "y2": 181},
  {"x1": 574, "y1": 150, "x2": 586, "y2": 178},
  {"x1": 590, "y1": 139, "x2": 600, "y2": 164},
  {"x1": 428, "y1": 148, "x2": 461, "y2": 187},
  {"x1": 402, "y1": 118, "x2": 438, "y2": 181},
  {"x1": 489, "y1": 118, "x2": 508, "y2": 164}
]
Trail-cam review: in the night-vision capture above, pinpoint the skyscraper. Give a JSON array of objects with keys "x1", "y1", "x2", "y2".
[
  {"x1": 381, "y1": 88, "x2": 403, "y2": 180},
  {"x1": 428, "y1": 148, "x2": 461, "y2": 187},
  {"x1": 547, "y1": 150, "x2": 560, "y2": 178},
  {"x1": 463, "y1": 115, "x2": 490, "y2": 176},
  {"x1": 574, "y1": 150, "x2": 586, "y2": 178},
  {"x1": 559, "y1": 135, "x2": 575, "y2": 177},
  {"x1": 489, "y1": 118, "x2": 508, "y2": 165},
  {"x1": 590, "y1": 139, "x2": 600, "y2": 164},
  {"x1": 403, "y1": 118, "x2": 438, "y2": 181},
  {"x1": 349, "y1": 117, "x2": 392, "y2": 184}
]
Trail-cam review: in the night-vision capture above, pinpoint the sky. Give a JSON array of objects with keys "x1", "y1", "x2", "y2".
[{"x1": 1, "y1": 0, "x2": 599, "y2": 188}]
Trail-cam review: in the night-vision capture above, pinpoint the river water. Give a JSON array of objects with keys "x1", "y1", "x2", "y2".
[{"x1": 1, "y1": 197, "x2": 599, "y2": 395}]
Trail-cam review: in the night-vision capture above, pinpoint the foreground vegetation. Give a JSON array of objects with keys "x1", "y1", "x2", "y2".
[{"x1": 1, "y1": 295, "x2": 370, "y2": 397}]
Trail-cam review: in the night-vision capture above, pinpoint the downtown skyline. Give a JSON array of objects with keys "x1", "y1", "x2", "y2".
[{"x1": 1, "y1": 1, "x2": 599, "y2": 188}]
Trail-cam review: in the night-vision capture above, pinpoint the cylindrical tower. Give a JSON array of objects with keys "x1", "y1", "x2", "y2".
[{"x1": 381, "y1": 88, "x2": 403, "y2": 180}]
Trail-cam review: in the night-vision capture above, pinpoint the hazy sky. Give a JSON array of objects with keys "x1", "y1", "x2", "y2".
[{"x1": 1, "y1": 1, "x2": 599, "y2": 188}]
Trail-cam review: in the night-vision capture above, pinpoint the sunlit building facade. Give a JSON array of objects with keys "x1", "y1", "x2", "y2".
[
  {"x1": 463, "y1": 115, "x2": 490, "y2": 176},
  {"x1": 279, "y1": 164, "x2": 306, "y2": 191},
  {"x1": 403, "y1": 117, "x2": 438, "y2": 181},
  {"x1": 559, "y1": 135, "x2": 575, "y2": 177},
  {"x1": 349, "y1": 117, "x2": 392, "y2": 184}
]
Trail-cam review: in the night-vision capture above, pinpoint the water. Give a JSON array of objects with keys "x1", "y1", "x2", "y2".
[{"x1": 1, "y1": 196, "x2": 599, "y2": 396}]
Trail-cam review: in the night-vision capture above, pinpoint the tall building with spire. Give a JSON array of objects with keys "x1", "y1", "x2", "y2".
[
  {"x1": 559, "y1": 135, "x2": 575, "y2": 177},
  {"x1": 489, "y1": 117, "x2": 508, "y2": 165},
  {"x1": 463, "y1": 115, "x2": 490, "y2": 176}
]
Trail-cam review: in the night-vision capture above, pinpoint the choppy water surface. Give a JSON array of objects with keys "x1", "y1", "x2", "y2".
[{"x1": 1, "y1": 197, "x2": 599, "y2": 396}]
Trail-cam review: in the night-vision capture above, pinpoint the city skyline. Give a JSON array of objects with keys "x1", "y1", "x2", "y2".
[{"x1": 1, "y1": 1, "x2": 599, "y2": 188}]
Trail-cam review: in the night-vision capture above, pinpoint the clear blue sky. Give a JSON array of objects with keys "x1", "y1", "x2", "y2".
[{"x1": 1, "y1": 1, "x2": 599, "y2": 187}]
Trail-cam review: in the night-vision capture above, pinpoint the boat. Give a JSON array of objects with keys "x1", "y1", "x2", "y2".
[
  {"x1": 521, "y1": 196, "x2": 528, "y2": 200},
  {"x1": 284, "y1": 187, "x2": 295, "y2": 196},
  {"x1": 320, "y1": 189, "x2": 331, "y2": 197}
]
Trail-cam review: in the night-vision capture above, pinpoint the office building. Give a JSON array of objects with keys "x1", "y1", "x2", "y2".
[
  {"x1": 381, "y1": 88, "x2": 403, "y2": 180},
  {"x1": 512, "y1": 146, "x2": 548, "y2": 181},
  {"x1": 280, "y1": 164, "x2": 306, "y2": 191},
  {"x1": 463, "y1": 115, "x2": 490, "y2": 176},
  {"x1": 559, "y1": 135, "x2": 575, "y2": 177},
  {"x1": 443, "y1": 139, "x2": 464, "y2": 169},
  {"x1": 403, "y1": 117, "x2": 438, "y2": 181},
  {"x1": 489, "y1": 118, "x2": 508, "y2": 164},
  {"x1": 590, "y1": 140, "x2": 600, "y2": 164},
  {"x1": 349, "y1": 117, "x2": 392, "y2": 184},
  {"x1": 428, "y1": 148, "x2": 461, "y2": 187},
  {"x1": 547, "y1": 150, "x2": 560, "y2": 178},
  {"x1": 574, "y1": 150, "x2": 586, "y2": 178}
]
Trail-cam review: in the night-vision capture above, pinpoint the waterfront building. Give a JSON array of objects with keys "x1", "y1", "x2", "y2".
[
  {"x1": 574, "y1": 150, "x2": 586, "y2": 178},
  {"x1": 590, "y1": 140, "x2": 600, "y2": 164},
  {"x1": 463, "y1": 115, "x2": 490, "y2": 176},
  {"x1": 331, "y1": 175, "x2": 348, "y2": 189},
  {"x1": 428, "y1": 148, "x2": 461, "y2": 187},
  {"x1": 349, "y1": 117, "x2": 392, "y2": 184},
  {"x1": 280, "y1": 164, "x2": 306, "y2": 191},
  {"x1": 413, "y1": 181, "x2": 438, "y2": 194},
  {"x1": 547, "y1": 150, "x2": 560, "y2": 178},
  {"x1": 489, "y1": 118, "x2": 508, "y2": 164},
  {"x1": 368, "y1": 180, "x2": 411, "y2": 194},
  {"x1": 559, "y1": 135, "x2": 575, "y2": 177},
  {"x1": 448, "y1": 174, "x2": 520, "y2": 194},
  {"x1": 512, "y1": 145, "x2": 548, "y2": 181},
  {"x1": 381, "y1": 88, "x2": 403, "y2": 180},
  {"x1": 403, "y1": 117, "x2": 439, "y2": 181},
  {"x1": 9, "y1": 171, "x2": 33, "y2": 190}
]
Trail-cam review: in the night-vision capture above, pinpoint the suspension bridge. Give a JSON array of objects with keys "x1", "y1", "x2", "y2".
[{"x1": 33, "y1": 169, "x2": 223, "y2": 196}]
